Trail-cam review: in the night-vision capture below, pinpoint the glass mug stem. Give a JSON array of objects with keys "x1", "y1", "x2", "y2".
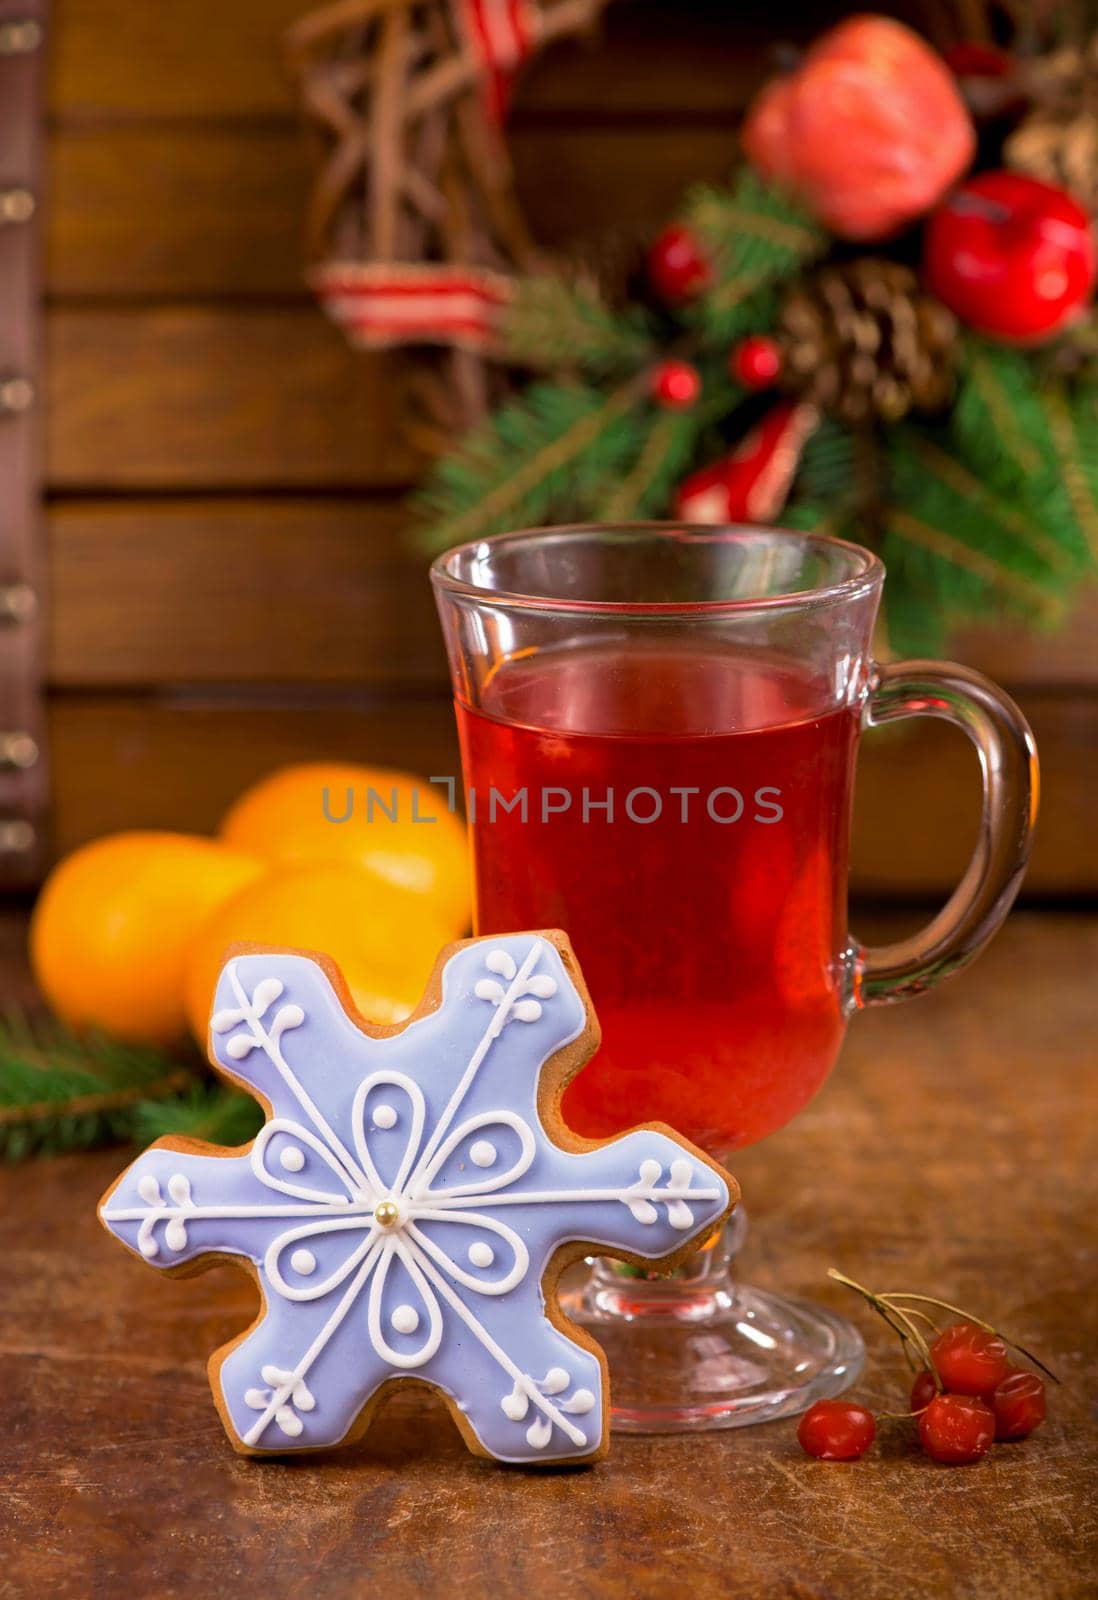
[{"x1": 851, "y1": 661, "x2": 1039, "y2": 1008}]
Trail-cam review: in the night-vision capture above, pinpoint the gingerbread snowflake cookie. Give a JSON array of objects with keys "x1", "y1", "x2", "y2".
[{"x1": 99, "y1": 930, "x2": 736, "y2": 1463}]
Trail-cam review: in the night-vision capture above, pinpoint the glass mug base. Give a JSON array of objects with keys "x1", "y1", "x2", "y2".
[{"x1": 558, "y1": 1210, "x2": 864, "y2": 1433}]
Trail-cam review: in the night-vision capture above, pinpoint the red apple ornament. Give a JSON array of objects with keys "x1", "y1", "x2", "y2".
[
  {"x1": 924, "y1": 172, "x2": 1096, "y2": 345},
  {"x1": 743, "y1": 16, "x2": 975, "y2": 240}
]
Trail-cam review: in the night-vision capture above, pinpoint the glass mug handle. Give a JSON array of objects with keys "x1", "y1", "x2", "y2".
[{"x1": 850, "y1": 660, "x2": 1039, "y2": 1008}]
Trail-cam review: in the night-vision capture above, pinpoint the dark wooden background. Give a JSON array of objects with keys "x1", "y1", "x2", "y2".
[{"x1": 39, "y1": 0, "x2": 1097, "y2": 894}]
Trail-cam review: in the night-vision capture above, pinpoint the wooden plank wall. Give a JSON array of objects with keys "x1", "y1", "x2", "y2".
[{"x1": 42, "y1": 0, "x2": 1097, "y2": 895}]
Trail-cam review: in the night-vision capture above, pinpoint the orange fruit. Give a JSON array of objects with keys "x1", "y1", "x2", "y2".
[
  {"x1": 184, "y1": 860, "x2": 452, "y2": 1046},
  {"x1": 30, "y1": 832, "x2": 264, "y2": 1045},
  {"x1": 218, "y1": 762, "x2": 470, "y2": 936}
]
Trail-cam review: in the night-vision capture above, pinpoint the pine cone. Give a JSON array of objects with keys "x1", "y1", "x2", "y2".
[
  {"x1": 776, "y1": 259, "x2": 958, "y2": 426},
  {"x1": 1007, "y1": 37, "x2": 1098, "y2": 216}
]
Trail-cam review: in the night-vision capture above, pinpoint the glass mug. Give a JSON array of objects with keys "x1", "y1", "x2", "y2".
[{"x1": 431, "y1": 524, "x2": 1037, "y2": 1431}]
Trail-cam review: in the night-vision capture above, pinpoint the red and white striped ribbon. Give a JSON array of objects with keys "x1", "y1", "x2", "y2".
[
  {"x1": 456, "y1": 0, "x2": 535, "y2": 121},
  {"x1": 311, "y1": 262, "x2": 513, "y2": 351}
]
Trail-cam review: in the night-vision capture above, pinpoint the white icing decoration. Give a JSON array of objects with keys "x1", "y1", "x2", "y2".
[
  {"x1": 500, "y1": 1368, "x2": 594, "y2": 1447},
  {"x1": 485, "y1": 949, "x2": 517, "y2": 979},
  {"x1": 250, "y1": 977, "x2": 284, "y2": 1016},
  {"x1": 500, "y1": 1388, "x2": 528, "y2": 1421},
  {"x1": 526, "y1": 1414, "x2": 552, "y2": 1449},
  {"x1": 101, "y1": 941, "x2": 727, "y2": 1461},
  {"x1": 563, "y1": 1388, "x2": 595, "y2": 1415},
  {"x1": 408, "y1": 1211, "x2": 527, "y2": 1296},
  {"x1": 271, "y1": 1003, "x2": 305, "y2": 1041},
  {"x1": 414, "y1": 1110, "x2": 535, "y2": 1200},
  {"x1": 164, "y1": 1217, "x2": 188, "y2": 1251}
]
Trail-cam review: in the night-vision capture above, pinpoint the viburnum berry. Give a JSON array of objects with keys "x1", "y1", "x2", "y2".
[
  {"x1": 650, "y1": 359, "x2": 701, "y2": 409},
  {"x1": 909, "y1": 1369, "x2": 938, "y2": 1413},
  {"x1": 992, "y1": 1370, "x2": 1047, "y2": 1441},
  {"x1": 730, "y1": 334, "x2": 783, "y2": 390},
  {"x1": 647, "y1": 224, "x2": 710, "y2": 304},
  {"x1": 797, "y1": 1399, "x2": 876, "y2": 1460},
  {"x1": 918, "y1": 1394, "x2": 995, "y2": 1464},
  {"x1": 930, "y1": 1320, "x2": 1011, "y2": 1396},
  {"x1": 814, "y1": 1270, "x2": 1059, "y2": 1466}
]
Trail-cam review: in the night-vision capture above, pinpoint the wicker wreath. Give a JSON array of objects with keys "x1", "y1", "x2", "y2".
[{"x1": 286, "y1": 0, "x2": 613, "y2": 439}]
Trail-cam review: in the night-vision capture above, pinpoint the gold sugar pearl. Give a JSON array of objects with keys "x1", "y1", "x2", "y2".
[{"x1": 374, "y1": 1199, "x2": 400, "y2": 1230}]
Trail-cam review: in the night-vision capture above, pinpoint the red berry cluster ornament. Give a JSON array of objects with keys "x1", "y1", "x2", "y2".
[
  {"x1": 796, "y1": 1272, "x2": 1058, "y2": 1467},
  {"x1": 730, "y1": 335, "x2": 783, "y2": 391},
  {"x1": 647, "y1": 224, "x2": 710, "y2": 305},
  {"x1": 650, "y1": 359, "x2": 701, "y2": 410}
]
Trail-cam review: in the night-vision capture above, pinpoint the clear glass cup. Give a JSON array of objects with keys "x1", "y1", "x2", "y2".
[{"x1": 431, "y1": 523, "x2": 1038, "y2": 1431}]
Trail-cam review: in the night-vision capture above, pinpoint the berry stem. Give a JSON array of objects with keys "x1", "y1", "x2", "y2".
[
  {"x1": 871, "y1": 1292, "x2": 1061, "y2": 1384},
  {"x1": 897, "y1": 1304, "x2": 941, "y2": 1335},
  {"x1": 828, "y1": 1273, "x2": 1061, "y2": 1385},
  {"x1": 828, "y1": 1269, "x2": 941, "y2": 1385}
]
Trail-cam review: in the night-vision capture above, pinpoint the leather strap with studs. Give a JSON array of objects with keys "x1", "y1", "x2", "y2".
[{"x1": 0, "y1": 0, "x2": 49, "y2": 883}]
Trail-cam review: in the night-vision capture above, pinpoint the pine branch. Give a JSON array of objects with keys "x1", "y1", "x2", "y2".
[
  {"x1": 413, "y1": 377, "x2": 649, "y2": 552},
  {"x1": 0, "y1": 1009, "x2": 200, "y2": 1161},
  {"x1": 952, "y1": 339, "x2": 1097, "y2": 570},
  {"x1": 134, "y1": 1083, "x2": 262, "y2": 1149},
  {"x1": 595, "y1": 367, "x2": 739, "y2": 523},
  {"x1": 886, "y1": 509, "x2": 1062, "y2": 615},
  {"x1": 954, "y1": 342, "x2": 1048, "y2": 482},
  {"x1": 684, "y1": 169, "x2": 827, "y2": 343},
  {"x1": 499, "y1": 273, "x2": 655, "y2": 376},
  {"x1": 881, "y1": 427, "x2": 1069, "y2": 651},
  {"x1": 1040, "y1": 387, "x2": 1098, "y2": 563},
  {"x1": 790, "y1": 415, "x2": 859, "y2": 507},
  {"x1": 905, "y1": 433, "x2": 1080, "y2": 578},
  {"x1": 593, "y1": 409, "x2": 691, "y2": 522}
]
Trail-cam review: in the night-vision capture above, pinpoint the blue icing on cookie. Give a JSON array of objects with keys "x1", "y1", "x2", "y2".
[{"x1": 99, "y1": 934, "x2": 732, "y2": 1463}]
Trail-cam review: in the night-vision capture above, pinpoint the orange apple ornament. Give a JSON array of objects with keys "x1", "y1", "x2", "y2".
[{"x1": 742, "y1": 16, "x2": 975, "y2": 241}]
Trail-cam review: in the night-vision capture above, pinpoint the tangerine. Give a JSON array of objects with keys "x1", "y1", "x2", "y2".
[
  {"x1": 30, "y1": 832, "x2": 264, "y2": 1045},
  {"x1": 184, "y1": 859, "x2": 452, "y2": 1046},
  {"x1": 218, "y1": 762, "x2": 469, "y2": 935}
]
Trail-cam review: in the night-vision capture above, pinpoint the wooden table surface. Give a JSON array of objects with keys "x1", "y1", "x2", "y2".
[{"x1": 2, "y1": 912, "x2": 1096, "y2": 1599}]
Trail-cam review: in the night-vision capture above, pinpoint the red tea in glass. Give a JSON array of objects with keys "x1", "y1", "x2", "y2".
[
  {"x1": 432, "y1": 524, "x2": 1036, "y2": 1433},
  {"x1": 458, "y1": 645, "x2": 860, "y2": 1153}
]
